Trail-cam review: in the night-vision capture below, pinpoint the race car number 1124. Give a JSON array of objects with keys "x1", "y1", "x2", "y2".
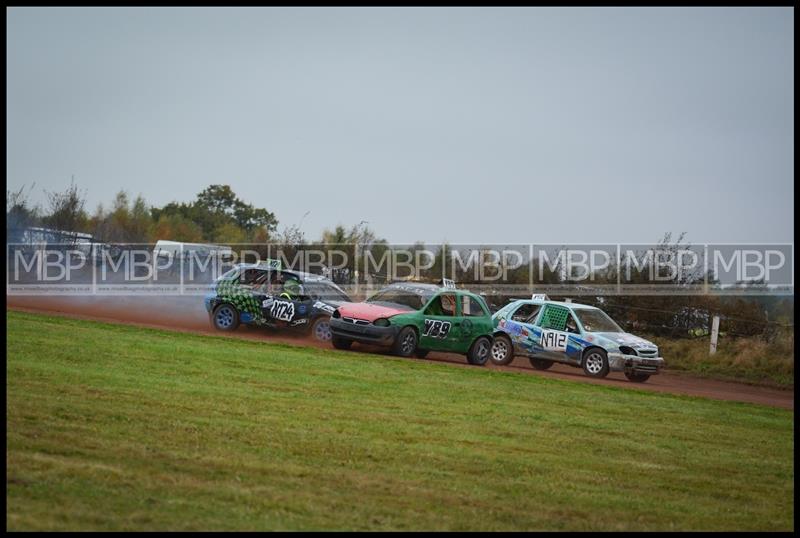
[{"x1": 270, "y1": 300, "x2": 295, "y2": 322}]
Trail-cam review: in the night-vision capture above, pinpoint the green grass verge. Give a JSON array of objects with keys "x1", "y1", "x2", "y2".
[
  {"x1": 651, "y1": 332, "x2": 794, "y2": 388},
  {"x1": 6, "y1": 310, "x2": 794, "y2": 531}
]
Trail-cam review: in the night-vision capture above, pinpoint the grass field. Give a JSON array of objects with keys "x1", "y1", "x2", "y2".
[
  {"x1": 6, "y1": 310, "x2": 794, "y2": 531},
  {"x1": 649, "y1": 331, "x2": 795, "y2": 388}
]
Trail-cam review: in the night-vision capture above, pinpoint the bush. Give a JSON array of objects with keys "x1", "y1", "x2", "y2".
[{"x1": 651, "y1": 330, "x2": 794, "y2": 388}]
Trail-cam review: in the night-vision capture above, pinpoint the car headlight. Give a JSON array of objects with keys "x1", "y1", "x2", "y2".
[{"x1": 373, "y1": 318, "x2": 390, "y2": 327}]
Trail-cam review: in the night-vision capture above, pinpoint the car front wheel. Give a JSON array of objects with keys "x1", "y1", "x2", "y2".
[
  {"x1": 332, "y1": 335, "x2": 352, "y2": 350},
  {"x1": 582, "y1": 349, "x2": 610, "y2": 378},
  {"x1": 392, "y1": 327, "x2": 418, "y2": 357},
  {"x1": 625, "y1": 371, "x2": 651, "y2": 383},
  {"x1": 311, "y1": 317, "x2": 333, "y2": 342}
]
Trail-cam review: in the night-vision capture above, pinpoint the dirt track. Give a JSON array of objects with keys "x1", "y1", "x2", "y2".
[{"x1": 6, "y1": 295, "x2": 794, "y2": 410}]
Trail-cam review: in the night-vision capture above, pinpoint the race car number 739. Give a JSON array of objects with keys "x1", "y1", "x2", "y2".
[{"x1": 423, "y1": 319, "x2": 451, "y2": 338}]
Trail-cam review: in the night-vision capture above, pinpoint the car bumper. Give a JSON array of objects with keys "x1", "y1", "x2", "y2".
[
  {"x1": 330, "y1": 318, "x2": 399, "y2": 346},
  {"x1": 608, "y1": 353, "x2": 664, "y2": 375}
]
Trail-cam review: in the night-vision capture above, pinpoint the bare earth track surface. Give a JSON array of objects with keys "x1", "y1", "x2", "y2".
[{"x1": 6, "y1": 295, "x2": 794, "y2": 410}]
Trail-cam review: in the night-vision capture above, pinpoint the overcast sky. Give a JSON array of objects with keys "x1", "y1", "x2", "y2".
[{"x1": 6, "y1": 7, "x2": 794, "y2": 245}]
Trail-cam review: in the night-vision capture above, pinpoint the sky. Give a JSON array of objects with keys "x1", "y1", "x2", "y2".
[{"x1": 6, "y1": 7, "x2": 794, "y2": 245}]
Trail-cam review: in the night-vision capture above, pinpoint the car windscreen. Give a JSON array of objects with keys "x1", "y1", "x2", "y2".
[
  {"x1": 216, "y1": 267, "x2": 240, "y2": 282},
  {"x1": 366, "y1": 288, "x2": 435, "y2": 311},
  {"x1": 573, "y1": 308, "x2": 623, "y2": 333},
  {"x1": 303, "y1": 281, "x2": 350, "y2": 302}
]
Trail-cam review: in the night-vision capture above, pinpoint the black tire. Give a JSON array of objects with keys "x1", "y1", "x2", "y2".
[
  {"x1": 415, "y1": 349, "x2": 430, "y2": 359},
  {"x1": 212, "y1": 303, "x2": 240, "y2": 331},
  {"x1": 392, "y1": 327, "x2": 418, "y2": 357},
  {"x1": 466, "y1": 336, "x2": 492, "y2": 366},
  {"x1": 529, "y1": 358, "x2": 554, "y2": 370},
  {"x1": 489, "y1": 334, "x2": 514, "y2": 365},
  {"x1": 582, "y1": 348, "x2": 610, "y2": 378},
  {"x1": 310, "y1": 317, "x2": 333, "y2": 342},
  {"x1": 625, "y1": 371, "x2": 651, "y2": 383},
  {"x1": 331, "y1": 335, "x2": 352, "y2": 350}
]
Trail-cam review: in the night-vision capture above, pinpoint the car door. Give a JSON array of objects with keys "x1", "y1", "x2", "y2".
[
  {"x1": 418, "y1": 292, "x2": 463, "y2": 352},
  {"x1": 261, "y1": 274, "x2": 314, "y2": 328},
  {"x1": 500, "y1": 302, "x2": 543, "y2": 356},
  {"x1": 239, "y1": 268, "x2": 268, "y2": 293},
  {"x1": 457, "y1": 294, "x2": 492, "y2": 352},
  {"x1": 252, "y1": 270, "x2": 283, "y2": 322},
  {"x1": 534, "y1": 304, "x2": 581, "y2": 364}
]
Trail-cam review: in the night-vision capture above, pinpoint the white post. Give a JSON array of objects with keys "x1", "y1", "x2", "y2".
[
  {"x1": 709, "y1": 315, "x2": 720, "y2": 355},
  {"x1": 354, "y1": 242, "x2": 359, "y2": 299}
]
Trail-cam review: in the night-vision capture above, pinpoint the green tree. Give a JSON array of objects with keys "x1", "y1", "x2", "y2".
[
  {"x1": 150, "y1": 213, "x2": 204, "y2": 243},
  {"x1": 40, "y1": 181, "x2": 90, "y2": 240},
  {"x1": 195, "y1": 185, "x2": 278, "y2": 237},
  {"x1": 91, "y1": 191, "x2": 153, "y2": 243},
  {"x1": 212, "y1": 222, "x2": 248, "y2": 244},
  {"x1": 153, "y1": 184, "x2": 278, "y2": 242},
  {"x1": 6, "y1": 185, "x2": 40, "y2": 242}
]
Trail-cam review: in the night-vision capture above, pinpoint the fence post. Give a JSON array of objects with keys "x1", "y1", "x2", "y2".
[
  {"x1": 354, "y1": 242, "x2": 360, "y2": 299},
  {"x1": 709, "y1": 315, "x2": 720, "y2": 355}
]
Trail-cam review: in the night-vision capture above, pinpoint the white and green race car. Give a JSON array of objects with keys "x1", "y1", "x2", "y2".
[
  {"x1": 204, "y1": 260, "x2": 351, "y2": 342},
  {"x1": 489, "y1": 295, "x2": 665, "y2": 382}
]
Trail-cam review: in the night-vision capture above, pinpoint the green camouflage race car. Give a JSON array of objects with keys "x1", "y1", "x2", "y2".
[
  {"x1": 329, "y1": 280, "x2": 495, "y2": 365},
  {"x1": 204, "y1": 260, "x2": 351, "y2": 342}
]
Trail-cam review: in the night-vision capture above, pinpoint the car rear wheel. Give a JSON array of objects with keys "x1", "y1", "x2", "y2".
[
  {"x1": 311, "y1": 317, "x2": 333, "y2": 342},
  {"x1": 489, "y1": 334, "x2": 514, "y2": 365},
  {"x1": 625, "y1": 371, "x2": 651, "y2": 383},
  {"x1": 332, "y1": 335, "x2": 352, "y2": 350},
  {"x1": 582, "y1": 349, "x2": 610, "y2": 378},
  {"x1": 212, "y1": 304, "x2": 240, "y2": 331},
  {"x1": 392, "y1": 327, "x2": 418, "y2": 357},
  {"x1": 467, "y1": 336, "x2": 491, "y2": 366},
  {"x1": 529, "y1": 358, "x2": 554, "y2": 370}
]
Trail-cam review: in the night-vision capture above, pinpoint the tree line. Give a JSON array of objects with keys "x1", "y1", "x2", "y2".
[{"x1": 7, "y1": 182, "x2": 278, "y2": 245}]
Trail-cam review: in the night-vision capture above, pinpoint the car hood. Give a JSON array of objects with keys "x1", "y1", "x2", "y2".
[
  {"x1": 592, "y1": 332, "x2": 657, "y2": 349},
  {"x1": 336, "y1": 302, "x2": 411, "y2": 322}
]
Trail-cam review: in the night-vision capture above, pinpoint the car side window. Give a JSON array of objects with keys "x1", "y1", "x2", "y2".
[
  {"x1": 461, "y1": 296, "x2": 488, "y2": 317},
  {"x1": 425, "y1": 294, "x2": 457, "y2": 316},
  {"x1": 511, "y1": 303, "x2": 541, "y2": 323},
  {"x1": 240, "y1": 269, "x2": 265, "y2": 285},
  {"x1": 565, "y1": 313, "x2": 580, "y2": 334},
  {"x1": 538, "y1": 305, "x2": 571, "y2": 331},
  {"x1": 252, "y1": 271, "x2": 271, "y2": 286}
]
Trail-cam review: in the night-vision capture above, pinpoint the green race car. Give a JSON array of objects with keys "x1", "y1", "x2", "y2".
[
  {"x1": 329, "y1": 280, "x2": 495, "y2": 365},
  {"x1": 204, "y1": 260, "x2": 351, "y2": 342}
]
